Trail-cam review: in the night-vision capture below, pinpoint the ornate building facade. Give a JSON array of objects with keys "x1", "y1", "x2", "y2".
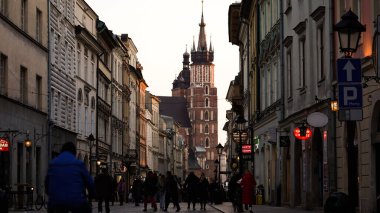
[{"x1": 172, "y1": 4, "x2": 218, "y2": 179}]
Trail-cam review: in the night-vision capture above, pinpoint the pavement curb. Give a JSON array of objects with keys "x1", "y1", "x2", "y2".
[{"x1": 208, "y1": 204, "x2": 226, "y2": 213}]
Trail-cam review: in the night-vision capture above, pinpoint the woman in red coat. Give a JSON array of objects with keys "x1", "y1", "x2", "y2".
[{"x1": 241, "y1": 169, "x2": 256, "y2": 213}]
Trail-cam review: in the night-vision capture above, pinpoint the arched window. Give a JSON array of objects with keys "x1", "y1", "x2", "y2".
[
  {"x1": 205, "y1": 86, "x2": 209, "y2": 94},
  {"x1": 205, "y1": 125, "x2": 209, "y2": 133},
  {"x1": 205, "y1": 138, "x2": 209, "y2": 147},
  {"x1": 205, "y1": 98, "x2": 209, "y2": 107},
  {"x1": 91, "y1": 97, "x2": 96, "y2": 109},
  {"x1": 77, "y1": 89, "x2": 83, "y2": 102},
  {"x1": 204, "y1": 111, "x2": 209, "y2": 120}
]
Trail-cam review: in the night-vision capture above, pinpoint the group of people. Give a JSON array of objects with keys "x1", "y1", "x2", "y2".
[
  {"x1": 43, "y1": 141, "x2": 257, "y2": 213},
  {"x1": 228, "y1": 169, "x2": 257, "y2": 213},
  {"x1": 130, "y1": 170, "x2": 182, "y2": 212}
]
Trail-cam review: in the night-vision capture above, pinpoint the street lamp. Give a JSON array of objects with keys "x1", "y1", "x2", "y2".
[
  {"x1": 87, "y1": 133, "x2": 96, "y2": 175},
  {"x1": 216, "y1": 143, "x2": 224, "y2": 189},
  {"x1": 232, "y1": 115, "x2": 248, "y2": 175},
  {"x1": 334, "y1": 9, "x2": 366, "y2": 58}
]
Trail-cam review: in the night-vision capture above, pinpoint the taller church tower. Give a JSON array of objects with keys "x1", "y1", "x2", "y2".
[{"x1": 172, "y1": 1, "x2": 218, "y2": 179}]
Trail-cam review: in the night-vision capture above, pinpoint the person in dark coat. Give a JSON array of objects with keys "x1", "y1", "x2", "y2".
[
  {"x1": 45, "y1": 142, "x2": 94, "y2": 213},
  {"x1": 198, "y1": 173, "x2": 209, "y2": 211},
  {"x1": 228, "y1": 171, "x2": 243, "y2": 212},
  {"x1": 131, "y1": 176, "x2": 143, "y2": 206},
  {"x1": 117, "y1": 177, "x2": 127, "y2": 206},
  {"x1": 184, "y1": 172, "x2": 199, "y2": 210},
  {"x1": 143, "y1": 171, "x2": 158, "y2": 212},
  {"x1": 164, "y1": 171, "x2": 181, "y2": 212},
  {"x1": 241, "y1": 169, "x2": 256, "y2": 213},
  {"x1": 94, "y1": 168, "x2": 114, "y2": 213}
]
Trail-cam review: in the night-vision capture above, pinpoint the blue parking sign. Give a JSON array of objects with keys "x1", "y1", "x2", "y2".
[
  {"x1": 337, "y1": 58, "x2": 361, "y2": 83},
  {"x1": 338, "y1": 84, "x2": 362, "y2": 108}
]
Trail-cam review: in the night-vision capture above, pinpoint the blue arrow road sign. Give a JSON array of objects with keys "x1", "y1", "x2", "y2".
[
  {"x1": 337, "y1": 58, "x2": 362, "y2": 83},
  {"x1": 338, "y1": 84, "x2": 363, "y2": 108}
]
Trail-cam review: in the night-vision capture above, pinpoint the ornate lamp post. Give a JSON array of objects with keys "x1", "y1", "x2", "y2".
[
  {"x1": 333, "y1": 9, "x2": 365, "y2": 208},
  {"x1": 216, "y1": 143, "x2": 224, "y2": 188},
  {"x1": 86, "y1": 133, "x2": 96, "y2": 175},
  {"x1": 232, "y1": 115, "x2": 248, "y2": 175},
  {"x1": 334, "y1": 9, "x2": 365, "y2": 58}
]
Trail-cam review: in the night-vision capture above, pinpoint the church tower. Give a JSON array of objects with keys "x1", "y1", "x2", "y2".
[{"x1": 172, "y1": 1, "x2": 218, "y2": 179}]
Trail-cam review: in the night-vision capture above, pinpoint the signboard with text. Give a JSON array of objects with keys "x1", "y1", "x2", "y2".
[
  {"x1": 0, "y1": 138, "x2": 9, "y2": 152},
  {"x1": 337, "y1": 58, "x2": 363, "y2": 120}
]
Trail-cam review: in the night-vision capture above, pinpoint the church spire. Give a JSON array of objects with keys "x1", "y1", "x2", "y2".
[{"x1": 197, "y1": 0, "x2": 207, "y2": 52}]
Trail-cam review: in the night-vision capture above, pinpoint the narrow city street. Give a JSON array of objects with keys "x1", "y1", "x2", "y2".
[{"x1": 9, "y1": 202, "x2": 324, "y2": 213}]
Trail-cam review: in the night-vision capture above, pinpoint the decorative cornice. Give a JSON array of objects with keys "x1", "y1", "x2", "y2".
[
  {"x1": 283, "y1": 36, "x2": 293, "y2": 48},
  {"x1": 310, "y1": 6, "x2": 325, "y2": 22},
  {"x1": 293, "y1": 20, "x2": 306, "y2": 35}
]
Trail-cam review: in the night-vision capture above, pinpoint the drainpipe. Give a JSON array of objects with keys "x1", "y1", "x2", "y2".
[
  {"x1": 47, "y1": 0, "x2": 52, "y2": 161},
  {"x1": 277, "y1": 0, "x2": 285, "y2": 207},
  {"x1": 328, "y1": 0, "x2": 337, "y2": 193}
]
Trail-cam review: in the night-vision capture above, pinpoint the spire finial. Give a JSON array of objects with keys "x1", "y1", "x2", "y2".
[{"x1": 202, "y1": 0, "x2": 204, "y2": 15}]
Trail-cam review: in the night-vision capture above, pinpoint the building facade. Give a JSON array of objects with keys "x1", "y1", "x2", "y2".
[
  {"x1": 0, "y1": 0, "x2": 48, "y2": 193},
  {"x1": 74, "y1": 0, "x2": 102, "y2": 176}
]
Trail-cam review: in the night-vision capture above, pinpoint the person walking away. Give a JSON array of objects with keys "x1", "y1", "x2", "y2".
[
  {"x1": 117, "y1": 177, "x2": 127, "y2": 206},
  {"x1": 241, "y1": 169, "x2": 256, "y2": 213},
  {"x1": 164, "y1": 171, "x2": 181, "y2": 212},
  {"x1": 110, "y1": 176, "x2": 117, "y2": 206},
  {"x1": 142, "y1": 171, "x2": 158, "y2": 212},
  {"x1": 198, "y1": 173, "x2": 209, "y2": 211},
  {"x1": 158, "y1": 174, "x2": 166, "y2": 211},
  {"x1": 45, "y1": 142, "x2": 95, "y2": 213},
  {"x1": 228, "y1": 171, "x2": 243, "y2": 212},
  {"x1": 184, "y1": 172, "x2": 199, "y2": 210},
  {"x1": 95, "y1": 168, "x2": 114, "y2": 213},
  {"x1": 131, "y1": 176, "x2": 143, "y2": 206}
]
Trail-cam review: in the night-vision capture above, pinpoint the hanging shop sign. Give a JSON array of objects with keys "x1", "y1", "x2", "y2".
[
  {"x1": 293, "y1": 126, "x2": 312, "y2": 140},
  {"x1": 242, "y1": 144, "x2": 252, "y2": 154},
  {"x1": 0, "y1": 138, "x2": 9, "y2": 152}
]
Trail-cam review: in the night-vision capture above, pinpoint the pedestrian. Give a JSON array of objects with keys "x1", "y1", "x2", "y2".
[
  {"x1": 228, "y1": 171, "x2": 243, "y2": 212},
  {"x1": 111, "y1": 175, "x2": 117, "y2": 206},
  {"x1": 164, "y1": 171, "x2": 181, "y2": 212},
  {"x1": 208, "y1": 178, "x2": 218, "y2": 204},
  {"x1": 0, "y1": 184, "x2": 8, "y2": 213},
  {"x1": 45, "y1": 142, "x2": 94, "y2": 213},
  {"x1": 241, "y1": 169, "x2": 256, "y2": 213},
  {"x1": 117, "y1": 177, "x2": 127, "y2": 206},
  {"x1": 184, "y1": 172, "x2": 199, "y2": 210},
  {"x1": 157, "y1": 174, "x2": 166, "y2": 211},
  {"x1": 142, "y1": 171, "x2": 158, "y2": 212},
  {"x1": 94, "y1": 168, "x2": 114, "y2": 213},
  {"x1": 198, "y1": 173, "x2": 209, "y2": 211},
  {"x1": 131, "y1": 176, "x2": 143, "y2": 206}
]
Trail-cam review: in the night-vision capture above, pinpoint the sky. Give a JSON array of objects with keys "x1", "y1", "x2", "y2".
[{"x1": 85, "y1": 0, "x2": 240, "y2": 144}]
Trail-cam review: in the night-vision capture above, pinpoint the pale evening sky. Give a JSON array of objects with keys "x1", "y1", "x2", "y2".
[{"x1": 85, "y1": 0, "x2": 240, "y2": 144}]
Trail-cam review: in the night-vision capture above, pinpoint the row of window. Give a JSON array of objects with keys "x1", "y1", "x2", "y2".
[
  {"x1": 0, "y1": 54, "x2": 43, "y2": 110},
  {"x1": 0, "y1": 0, "x2": 43, "y2": 43},
  {"x1": 189, "y1": 110, "x2": 215, "y2": 121}
]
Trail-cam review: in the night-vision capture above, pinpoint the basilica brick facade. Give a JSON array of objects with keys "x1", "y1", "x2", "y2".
[{"x1": 172, "y1": 6, "x2": 218, "y2": 180}]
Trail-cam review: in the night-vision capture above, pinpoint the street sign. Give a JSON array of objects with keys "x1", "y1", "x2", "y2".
[
  {"x1": 337, "y1": 58, "x2": 362, "y2": 83},
  {"x1": 338, "y1": 109, "x2": 363, "y2": 121},
  {"x1": 338, "y1": 84, "x2": 363, "y2": 108},
  {"x1": 337, "y1": 58, "x2": 363, "y2": 118}
]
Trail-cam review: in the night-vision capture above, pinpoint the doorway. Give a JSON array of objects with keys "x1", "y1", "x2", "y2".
[{"x1": 311, "y1": 128, "x2": 323, "y2": 207}]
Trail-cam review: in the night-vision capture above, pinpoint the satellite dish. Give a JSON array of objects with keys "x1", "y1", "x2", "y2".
[{"x1": 307, "y1": 112, "x2": 328, "y2": 127}]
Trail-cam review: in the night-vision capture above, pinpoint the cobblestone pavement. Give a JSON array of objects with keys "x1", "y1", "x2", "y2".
[{"x1": 9, "y1": 201, "x2": 324, "y2": 213}]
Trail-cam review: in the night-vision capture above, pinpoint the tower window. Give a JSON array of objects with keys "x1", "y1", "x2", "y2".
[{"x1": 205, "y1": 98, "x2": 209, "y2": 107}]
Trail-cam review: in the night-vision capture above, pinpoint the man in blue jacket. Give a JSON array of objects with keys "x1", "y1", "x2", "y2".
[{"x1": 45, "y1": 142, "x2": 95, "y2": 213}]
